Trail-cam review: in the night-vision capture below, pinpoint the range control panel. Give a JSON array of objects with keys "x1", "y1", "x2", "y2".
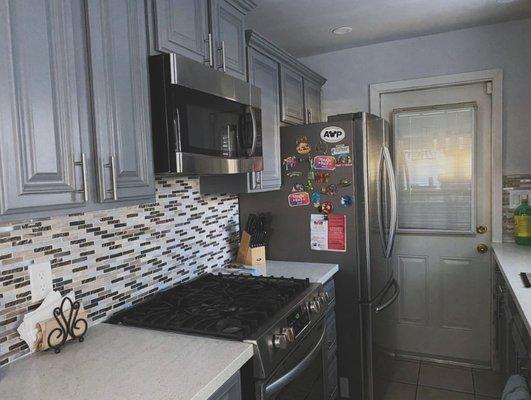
[{"x1": 287, "y1": 305, "x2": 310, "y2": 338}]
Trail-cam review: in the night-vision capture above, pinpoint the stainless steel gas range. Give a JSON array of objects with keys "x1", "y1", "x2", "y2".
[{"x1": 108, "y1": 273, "x2": 330, "y2": 399}]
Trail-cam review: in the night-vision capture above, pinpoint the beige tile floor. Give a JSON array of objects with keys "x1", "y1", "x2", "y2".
[{"x1": 375, "y1": 359, "x2": 505, "y2": 400}]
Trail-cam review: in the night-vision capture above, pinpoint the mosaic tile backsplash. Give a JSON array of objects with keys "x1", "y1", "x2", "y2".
[
  {"x1": 0, "y1": 177, "x2": 239, "y2": 367},
  {"x1": 503, "y1": 174, "x2": 531, "y2": 242}
]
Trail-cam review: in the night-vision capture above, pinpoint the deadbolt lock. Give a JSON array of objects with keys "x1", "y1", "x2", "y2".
[
  {"x1": 476, "y1": 225, "x2": 488, "y2": 234},
  {"x1": 477, "y1": 243, "x2": 489, "y2": 253}
]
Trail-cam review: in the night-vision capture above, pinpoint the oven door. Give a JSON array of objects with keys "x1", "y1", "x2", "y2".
[{"x1": 258, "y1": 320, "x2": 326, "y2": 400}]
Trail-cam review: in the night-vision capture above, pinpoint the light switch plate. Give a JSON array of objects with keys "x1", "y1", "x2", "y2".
[
  {"x1": 29, "y1": 261, "x2": 53, "y2": 302},
  {"x1": 509, "y1": 190, "x2": 531, "y2": 209}
]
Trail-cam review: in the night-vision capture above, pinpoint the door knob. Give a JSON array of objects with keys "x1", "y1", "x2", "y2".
[
  {"x1": 477, "y1": 243, "x2": 489, "y2": 253},
  {"x1": 476, "y1": 225, "x2": 488, "y2": 234}
]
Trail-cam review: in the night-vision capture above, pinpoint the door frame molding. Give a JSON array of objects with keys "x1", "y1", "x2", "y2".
[{"x1": 369, "y1": 69, "x2": 503, "y2": 242}]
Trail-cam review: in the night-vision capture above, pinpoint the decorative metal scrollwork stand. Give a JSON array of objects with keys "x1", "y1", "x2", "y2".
[{"x1": 47, "y1": 297, "x2": 88, "y2": 354}]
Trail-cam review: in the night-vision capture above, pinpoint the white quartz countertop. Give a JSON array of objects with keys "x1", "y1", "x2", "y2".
[
  {"x1": 0, "y1": 323, "x2": 253, "y2": 400},
  {"x1": 492, "y1": 243, "x2": 531, "y2": 335},
  {"x1": 243, "y1": 260, "x2": 339, "y2": 284}
]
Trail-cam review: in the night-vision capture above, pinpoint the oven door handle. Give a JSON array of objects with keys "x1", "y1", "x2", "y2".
[{"x1": 265, "y1": 326, "x2": 326, "y2": 396}]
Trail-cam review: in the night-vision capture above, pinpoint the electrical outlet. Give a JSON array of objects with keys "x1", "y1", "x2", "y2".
[
  {"x1": 29, "y1": 261, "x2": 53, "y2": 302},
  {"x1": 509, "y1": 190, "x2": 531, "y2": 209}
]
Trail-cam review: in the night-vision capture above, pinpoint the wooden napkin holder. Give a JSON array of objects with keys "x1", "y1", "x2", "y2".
[{"x1": 236, "y1": 231, "x2": 266, "y2": 266}]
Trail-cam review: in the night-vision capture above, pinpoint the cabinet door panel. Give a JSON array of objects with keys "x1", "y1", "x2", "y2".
[
  {"x1": 153, "y1": 0, "x2": 209, "y2": 64},
  {"x1": 0, "y1": 0, "x2": 87, "y2": 216},
  {"x1": 211, "y1": 0, "x2": 246, "y2": 81},
  {"x1": 304, "y1": 79, "x2": 322, "y2": 123},
  {"x1": 87, "y1": 0, "x2": 155, "y2": 203},
  {"x1": 248, "y1": 50, "x2": 281, "y2": 191},
  {"x1": 280, "y1": 66, "x2": 304, "y2": 125}
]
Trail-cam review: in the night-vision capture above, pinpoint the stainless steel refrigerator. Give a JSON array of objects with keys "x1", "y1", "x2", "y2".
[{"x1": 239, "y1": 112, "x2": 399, "y2": 400}]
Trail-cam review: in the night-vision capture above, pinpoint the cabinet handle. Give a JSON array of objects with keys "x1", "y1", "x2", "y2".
[
  {"x1": 250, "y1": 171, "x2": 262, "y2": 190},
  {"x1": 204, "y1": 33, "x2": 214, "y2": 68},
  {"x1": 74, "y1": 153, "x2": 89, "y2": 202},
  {"x1": 103, "y1": 156, "x2": 118, "y2": 201},
  {"x1": 307, "y1": 108, "x2": 312, "y2": 124},
  {"x1": 218, "y1": 41, "x2": 226, "y2": 72}
]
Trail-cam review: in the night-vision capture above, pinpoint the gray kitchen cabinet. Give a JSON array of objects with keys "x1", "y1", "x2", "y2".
[
  {"x1": 210, "y1": 0, "x2": 247, "y2": 80},
  {"x1": 247, "y1": 49, "x2": 281, "y2": 192},
  {"x1": 151, "y1": 0, "x2": 254, "y2": 81},
  {"x1": 207, "y1": 371, "x2": 242, "y2": 400},
  {"x1": 304, "y1": 79, "x2": 322, "y2": 123},
  {"x1": 152, "y1": 0, "x2": 210, "y2": 64},
  {"x1": 0, "y1": 0, "x2": 91, "y2": 219},
  {"x1": 280, "y1": 66, "x2": 305, "y2": 125},
  {"x1": 86, "y1": 0, "x2": 155, "y2": 203}
]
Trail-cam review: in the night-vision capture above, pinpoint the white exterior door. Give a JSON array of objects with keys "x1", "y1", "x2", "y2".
[{"x1": 376, "y1": 82, "x2": 492, "y2": 365}]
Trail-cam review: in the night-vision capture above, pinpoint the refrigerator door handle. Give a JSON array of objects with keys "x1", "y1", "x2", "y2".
[
  {"x1": 382, "y1": 146, "x2": 398, "y2": 258},
  {"x1": 376, "y1": 147, "x2": 388, "y2": 256},
  {"x1": 368, "y1": 274, "x2": 394, "y2": 304},
  {"x1": 374, "y1": 278, "x2": 400, "y2": 314}
]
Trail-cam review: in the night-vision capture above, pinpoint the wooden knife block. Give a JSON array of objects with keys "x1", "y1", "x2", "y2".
[{"x1": 236, "y1": 231, "x2": 266, "y2": 266}]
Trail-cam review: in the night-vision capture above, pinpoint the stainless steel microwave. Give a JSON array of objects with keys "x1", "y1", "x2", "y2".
[{"x1": 149, "y1": 53, "x2": 262, "y2": 175}]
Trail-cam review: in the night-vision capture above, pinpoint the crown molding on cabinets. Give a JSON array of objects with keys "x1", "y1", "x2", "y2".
[
  {"x1": 246, "y1": 30, "x2": 327, "y2": 86},
  {"x1": 228, "y1": 0, "x2": 257, "y2": 13}
]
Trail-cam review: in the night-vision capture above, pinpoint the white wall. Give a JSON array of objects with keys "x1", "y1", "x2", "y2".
[{"x1": 300, "y1": 18, "x2": 531, "y2": 175}]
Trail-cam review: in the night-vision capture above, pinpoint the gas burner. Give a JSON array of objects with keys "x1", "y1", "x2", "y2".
[{"x1": 108, "y1": 273, "x2": 311, "y2": 340}]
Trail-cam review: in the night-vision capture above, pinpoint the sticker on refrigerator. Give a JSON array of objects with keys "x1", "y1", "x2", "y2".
[
  {"x1": 336, "y1": 154, "x2": 352, "y2": 167},
  {"x1": 310, "y1": 214, "x2": 347, "y2": 252},
  {"x1": 296, "y1": 136, "x2": 312, "y2": 155},
  {"x1": 313, "y1": 155, "x2": 336, "y2": 171},
  {"x1": 320, "y1": 126, "x2": 345, "y2": 143},
  {"x1": 331, "y1": 144, "x2": 349, "y2": 156},
  {"x1": 288, "y1": 192, "x2": 310, "y2": 207}
]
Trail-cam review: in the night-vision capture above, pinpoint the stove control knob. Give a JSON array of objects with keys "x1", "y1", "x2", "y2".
[
  {"x1": 308, "y1": 300, "x2": 321, "y2": 313},
  {"x1": 282, "y1": 327, "x2": 295, "y2": 343},
  {"x1": 319, "y1": 292, "x2": 329, "y2": 304},
  {"x1": 273, "y1": 334, "x2": 289, "y2": 350}
]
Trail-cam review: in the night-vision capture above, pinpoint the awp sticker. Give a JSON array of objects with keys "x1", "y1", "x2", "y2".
[{"x1": 320, "y1": 126, "x2": 345, "y2": 143}]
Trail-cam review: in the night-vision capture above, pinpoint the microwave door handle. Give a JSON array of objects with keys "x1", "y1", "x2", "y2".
[
  {"x1": 172, "y1": 108, "x2": 181, "y2": 152},
  {"x1": 383, "y1": 146, "x2": 398, "y2": 258},
  {"x1": 265, "y1": 327, "x2": 326, "y2": 396},
  {"x1": 248, "y1": 106, "x2": 257, "y2": 157}
]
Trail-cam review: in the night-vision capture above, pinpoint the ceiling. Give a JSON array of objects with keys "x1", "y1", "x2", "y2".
[{"x1": 246, "y1": 0, "x2": 531, "y2": 57}]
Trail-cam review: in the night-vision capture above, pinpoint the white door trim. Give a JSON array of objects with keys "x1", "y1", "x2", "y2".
[{"x1": 369, "y1": 70, "x2": 503, "y2": 243}]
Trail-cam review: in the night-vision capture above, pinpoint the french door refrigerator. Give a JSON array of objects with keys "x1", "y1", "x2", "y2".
[{"x1": 238, "y1": 112, "x2": 399, "y2": 400}]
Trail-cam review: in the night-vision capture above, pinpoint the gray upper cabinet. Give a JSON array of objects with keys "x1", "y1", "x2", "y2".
[
  {"x1": 0, "y1": 0, "x2": 90, "y2": 218},
  {"x1": 86, "y1": 0, "x2": 155, "y2": 203},
  {"x1": 151, "y1": 0, "x2": 254, "y2": 81},
  {"x1": 210, "y1": 0, "x2": 246, "y2": 80},
  {"x1": 304, "y1": 79, "x2": 322, "y2": 123},
  {"x1": 152, "y1": 0, "x2": 210, "y2": 64},
  {"x1": 280, "y1": 66, "x2": 305, "y2": 125},
  {"x1": 248, "y1": 49, "x2": 281, "y2": 191}
]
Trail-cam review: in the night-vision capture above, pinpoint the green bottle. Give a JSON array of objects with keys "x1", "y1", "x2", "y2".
[{"x1": 514, "y1": 195, "x2": 531, "y2": 245}]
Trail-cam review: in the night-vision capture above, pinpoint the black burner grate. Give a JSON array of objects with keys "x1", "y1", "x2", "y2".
[{"x1": 108, "y1": 274, "x2": 310, "y2": 340}]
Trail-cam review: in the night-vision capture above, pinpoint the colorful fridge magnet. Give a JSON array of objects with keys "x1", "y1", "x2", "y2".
[
  {"x1": 311, "y1": 192, "x2": 321, "y2": 206},
  {"x1": 319, "y1": 201, "x2": 333, "y2": 215},
  {"x1": 292, "y1": 183, "x2": 305, "y2": 192},
  {"x1": 296, "y1": 136, "x2": 312, "y2": 155},
  {"x1": 338, "y1": 178, "x2": 352, "y2": 187},
  {"x1": 288, "y1": 192, "x2": 310, "y2": 207},
  {"x1": 313, "y1": 155, "x2": 336, "y2": 171},
  {"x1": 304, "y1": 180, "x2": 314, "y2": 192},
  {"x1": 283, "y1": 156, "x2": 298, "y2": 171},
  {"x1": 314, "y1": 172, "x2": 330, "y2": 184},
  {"x1": 325, "y1": 184, "x2": 338, "y2": 196},
  {"x1": 341, "y1": 195, "x2": 353, "y2": 207},
  {"x1": 331, "y1": 144, "x2": 350, "y2": 156},
  {"x1": 336, "y1": 154, "x2": 352, "y2": 167},
  {"x1": 315, "y1": 141, "x2": 328, "y2": 155},
  {"x1": 286, "y1": 171, "x2": 302, "y2": 178}
]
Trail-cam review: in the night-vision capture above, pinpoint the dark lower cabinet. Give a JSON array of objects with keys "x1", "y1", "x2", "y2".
[
  {"x1": 86, "y1": 0, "x2": 155, "y2": 203},
  {"x1": 208, "y1": 371, "x2": 242, "y2": 400},
  {"x1": 495, "y1": 266, "x2": 531, "y2": 380}
]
